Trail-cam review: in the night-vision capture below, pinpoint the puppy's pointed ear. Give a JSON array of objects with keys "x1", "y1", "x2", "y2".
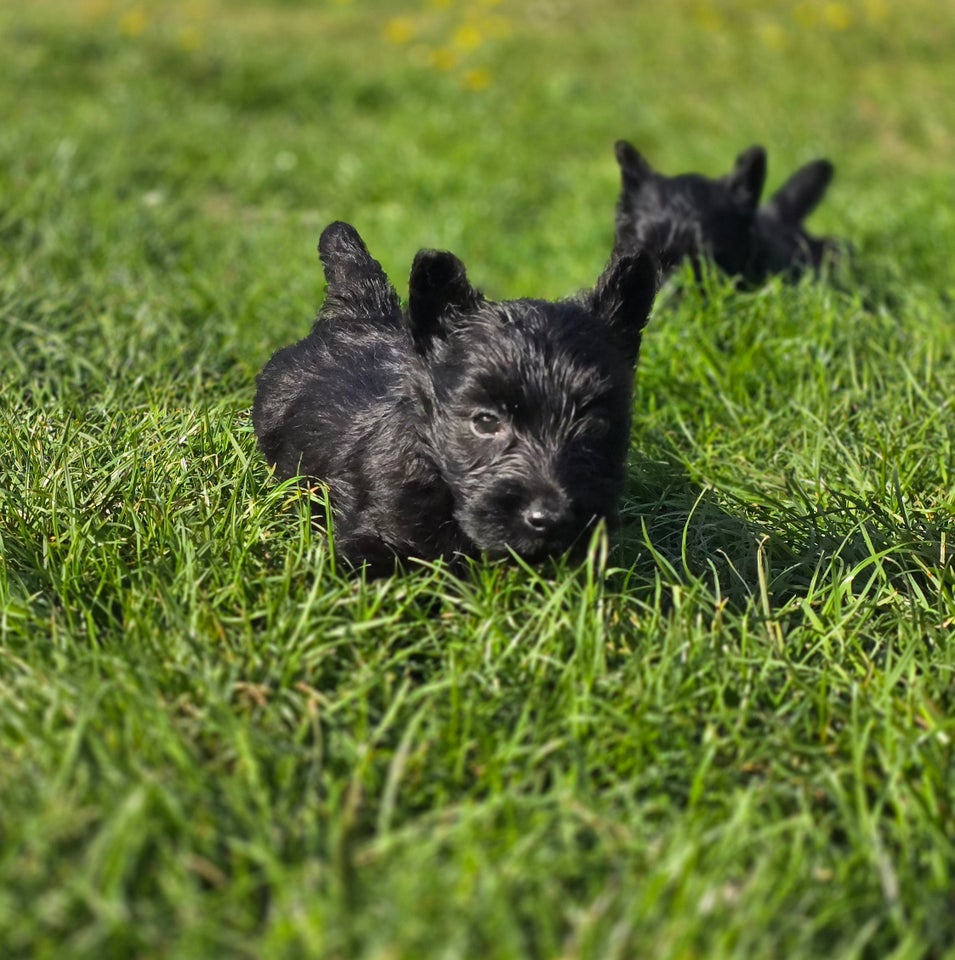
[
  {"x1": 592, "y1": 252, "x2": 657, "y2": 363},
  {"x1": 407, "y1": 250, "x2": 484, "y2": 352},
  {"x1": 318, "y1": 221, "x2": 400, "y2": 320},
  {"x1": 764, "y1": 159, "x2": 834, "y2": 225},
  {"x1": 615, "y1": 140, "x2": 655, "y2": 189},
  {"x1": 726, "y1": 146, "x2": 767, "y2": 211}
]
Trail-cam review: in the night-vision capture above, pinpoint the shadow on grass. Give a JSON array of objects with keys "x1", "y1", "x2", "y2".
[
  {"x1": 612, "y1": 458, "x2": 762, "y2": 604},
  {"x1": 241, "y1": 449, "x2": 950, "y2": 655},
  {"x1": 612, "y1": 456, "x2": 951, "y2": 621}
]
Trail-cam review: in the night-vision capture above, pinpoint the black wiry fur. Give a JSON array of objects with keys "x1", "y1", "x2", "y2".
[
  {"x1": 613, "y1": 140, "x2": 839, "y2": 285},
  {"x1": 253, "y1": 221, "x2": 657, "y2": 576}
]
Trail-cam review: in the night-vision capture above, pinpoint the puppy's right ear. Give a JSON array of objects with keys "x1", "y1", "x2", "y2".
[
  {"x1": 318, "y1": 221, "x2": 400, "y2": 320},
  {"x1": 407, "y1": 250, "x2": 484, "y2": 352},
  {"x1": 764, "y1": 159, "x2": 834, "y2": 225},
  {"x1": 726, "y1": 146, "x2": 767, "y2": 211},
  {"x1": 615, "y1": 140, "x2": 654, "y2": 189},
  {"x1": 592, "y1": 251, "x2": 658, "y2": 363}
]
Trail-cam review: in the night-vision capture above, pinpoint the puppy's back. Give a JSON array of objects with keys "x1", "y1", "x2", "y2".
[{"x1": 253, "y1": 314, "x2": 408, "y2": 482}]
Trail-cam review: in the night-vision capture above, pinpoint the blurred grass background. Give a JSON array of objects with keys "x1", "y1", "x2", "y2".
[{"x1": 4, "y1": 0, "x2": 954, "y2": 305}]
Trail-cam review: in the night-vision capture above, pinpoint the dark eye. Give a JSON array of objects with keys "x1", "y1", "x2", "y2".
[{"x1": 471, "y1": 410, "x2": 503, "y2": 437}]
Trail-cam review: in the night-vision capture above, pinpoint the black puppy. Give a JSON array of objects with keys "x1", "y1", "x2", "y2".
[
  {"x1": 613, "y1": 139, "x2": 767, "y2": 281},
  {"x1": 613, "y1": 140, "x2": 838, "y2": 285},
  {"x1": 253, "y1": 222, "x2": 657, "y2": 575}
]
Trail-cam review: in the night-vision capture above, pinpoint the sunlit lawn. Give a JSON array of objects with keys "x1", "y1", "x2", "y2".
[{"x1": 1, "y1": 1, "x2": 953, "y2": 957}]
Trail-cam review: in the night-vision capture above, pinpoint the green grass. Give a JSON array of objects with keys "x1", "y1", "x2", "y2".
[{"x1": 1, "y1": 1, "x2": 954, "y2": 957}]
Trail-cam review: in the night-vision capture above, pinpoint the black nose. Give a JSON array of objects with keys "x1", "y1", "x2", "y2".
[{"x1": 522, "y1": 496, "x2": 571, "y2": 534}]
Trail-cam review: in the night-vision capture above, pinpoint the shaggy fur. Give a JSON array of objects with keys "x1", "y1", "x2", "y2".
[
  {"x1": 253, "y1": 221, "x2": 657, "y2": 575},
  {"x1": 612, "y1": 140, "x2": 839, "y2": 285}
]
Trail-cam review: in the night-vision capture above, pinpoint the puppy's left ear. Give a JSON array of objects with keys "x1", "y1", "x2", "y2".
[
  {"x1": 407, "y1": 250, "x2": 484, "y2": 352},
  {"x1": 318, "y1": 221, "x2": 401, "y2": 321},
  {"x1": 592, "y1": 252, "x2": 657, "y2": 362},
  {"x1": 615, "y1": 140, "x2": 655, "y2": 189},
  {"x1": 764, "y1": 159, "x2": 834, "y2": 225},
  {"x1": 726, "y1": 145, "x2": 767, "y2": 211}
]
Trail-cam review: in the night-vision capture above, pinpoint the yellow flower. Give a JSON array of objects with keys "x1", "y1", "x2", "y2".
[
  {"x1": 756, "y1": 20, "x2": 787, "y2": 51},
  {"x1": 177, "y1": 25, "x2": 203, "y2": 51},
  {"x1": 120, "y1": 7, "x2": 149, "y2": 37},
  {"x1": 384, "y1": 16, "x2": 416, "y2": 45},
  {"x1": 692, "y1": 1, "x2": 724, "y2": 32},
  {"x1": 462, "y1": 68, "x2": 491, "y2": 91},
  {"x1": 453, "y1": 23, "x2": 484, "y2": 52},
  {"x1": 822, "y1": 2, "x2": 851, "y2": 30},
  {"x1": 429, "y1": 46, "x2": 458, "y2": 71}
]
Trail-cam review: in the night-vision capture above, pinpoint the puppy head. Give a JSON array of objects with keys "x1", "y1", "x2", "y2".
[
  {"x1": 407, "y1": 250, "x2": 656, "y2": 561},
  {"x1": 614, "y1": 140, "x2": 766, "y2": 279}
]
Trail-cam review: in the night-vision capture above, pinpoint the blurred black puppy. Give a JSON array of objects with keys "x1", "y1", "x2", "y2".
[
  {"x1": 613, "y1": 139, "x2": 767, "y2": 280},
  {"x1": 613, "y1": 140, "x2": 838, "y2": 285},
  {"x1": 253, "y1": 221, "x2": 657, "y2": 576}
]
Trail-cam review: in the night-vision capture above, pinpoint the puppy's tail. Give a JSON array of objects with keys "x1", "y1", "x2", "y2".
[{"x1": 317, "y1": 221, "x2": 401, "y2": 322}]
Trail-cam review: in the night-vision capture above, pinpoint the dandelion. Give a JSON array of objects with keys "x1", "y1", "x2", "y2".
[
  {"x1": 177, "y1": 25, "x2": 203, "y2": 51},
  {"x1": 387, "y1": 1, "x2": 510, "y2": 89},
  {"x1": 756, "y1": 20, "x2": 787, "y2": 51},
  {"x1": 428, "y1": 47, "x2": 458, "y2": 71},
  {"x1": 384, "y1": 16, "x2": 416, "y2": 45},
  {"x1": 462, "y1": 67, "x2": 491, "y2": 91},
  {"x1": 822, "y1": 2, "x2": 851, "y2": 30},
  {"x1": 120, "y1": 7, "x2": 149, "y2": 37},
  {"x1": 452, "y1": 23, "x2": 484, "y2": 52},
  {"x1": 692, "y1": 2, "x2": 724, "y2": 32}
]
